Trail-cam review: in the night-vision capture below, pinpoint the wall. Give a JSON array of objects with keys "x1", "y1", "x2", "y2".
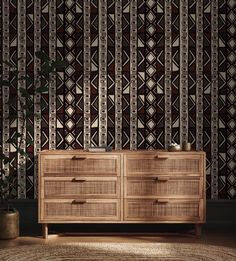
[{"x1": 0, "y1": 0, "x2": 235, "y2": 199}]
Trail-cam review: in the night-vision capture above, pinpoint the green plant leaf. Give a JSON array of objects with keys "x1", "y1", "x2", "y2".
[
  {"x1": 26, "y1": 109, "x2": 34, "y2": 117},
  {"x1": 3, "y1": 157, "x2": 10, "y2": 164},
  {"x1": 11, "y1": 70, "x2": 19, "y2": 76},
  {"x1": 17, "y1": 56, "x2": 24, "y2": 61},
  {"x1": 22, "y1": 104, "x2": 29, "y2": 110},
  {"x1": 51, "y1": 60, "x2": 68, "y2": 69},
  {"x1": 19, "y1": 87, "x2": 30, "y2": 98},
  {"x1": 35, "y1": 51, "x2": 50, "y2": 62},
  {"x1": 26, "y1": 124, "x2": 34, "y2": 133},
  {"x1": 38, "y1": 77, "x2": 48, "y2": 87},
  {"x1": 26, "y1": 96, "x2": 34, "y2": 105},
  {"x1": 6, "y1": 114, "x2": 17, "y2": 120},
  {"x1": 26, "y1": 138, "x2": 34, "y2": 145},
  {"x1": 6, "y1": 137, "x2": 18, "y2": 143},
  {"x1": 2, "y1": 179, "x2": 9, "y2": 188},
  {"x1": 34, "y1": 112, "x2": 41, "y2": 117},
  {"x1": 42, "y1": 63, "x2": 55, "y2": 74},
  {"x1": 14, "y1": 133, "x2": 22, "y2": 138},
  {"x1": 11, "y1": 78, "x2": 18, "y2": 86},
  {"x1": 3, "y1": 61, "x2": 15, "y2": 68},
  {"x1": 0, "y1": 80, "x2": 10, "y2": 86},
  {"x1": 36, "y1": 85, "x2": 48, "y2": 93},
  {"x1": 19, "y1": 76, "x2": 34, "y2": 87},
  {"x1": 0, "y1": 153, "x2": 6, "y2": 160},
  {"x1": 6, "y1": 137, "x2": 15, "y2": 143},
  {"x1": 50, "y1": 71, "x2": 58, "y2": 75},
  {"x1": 40, "y1": 99, "x2": 48, "y2": 110},
  {"x1": 17, "y1": 149, "x2": 29, "y2": 158}
]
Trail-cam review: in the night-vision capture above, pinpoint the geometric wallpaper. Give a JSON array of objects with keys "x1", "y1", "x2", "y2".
[{"x1": 0, "y1": 0, "x2": 235, "y2": 199}]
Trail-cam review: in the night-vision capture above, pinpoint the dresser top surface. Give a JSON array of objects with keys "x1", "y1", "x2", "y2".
[{"x1": 38, "y1": 149, "x2": 205, "y2": 155}]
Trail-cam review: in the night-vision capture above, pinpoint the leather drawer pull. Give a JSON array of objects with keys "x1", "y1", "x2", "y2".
[
  {"x1": 154, "y1": 154, "x2": 169, "y2": 160},
  {"x1": 154, "y1": 199, "x2": 169, "y2": 204},
  {"x1": 72, "y1": 200, "x2": 87, "y2": 204},
  {"x1": 155, "y1": 177, "x2": 169, "y2": 182},
  {"x1": 71, "y1": 156, "x2": 87, "y2": 160},
  {"x1": 71, "y1": 178, "x2": 86, "y2": 183}
]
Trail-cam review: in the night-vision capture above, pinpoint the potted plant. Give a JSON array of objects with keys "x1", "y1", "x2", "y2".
[
  {"x1": 0, "y1": 170, "x2": 19, "y2": 239},
  {"x1": 0, "y1": 51, "x2": 67, "y2": 239}
]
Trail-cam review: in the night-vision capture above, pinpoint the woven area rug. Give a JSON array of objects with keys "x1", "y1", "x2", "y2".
[{"x1": 1, "y1": 243, "x2": 236, "y2": 261}]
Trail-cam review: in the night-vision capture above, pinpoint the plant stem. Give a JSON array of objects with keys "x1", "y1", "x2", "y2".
[{"x1": 18, "y1": 95, "x2": 26, "y2": 159}]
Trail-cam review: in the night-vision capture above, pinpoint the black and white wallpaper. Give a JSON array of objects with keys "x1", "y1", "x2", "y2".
[{"x1": 0, "y1": 0, "x2": 235, "y2": 199}]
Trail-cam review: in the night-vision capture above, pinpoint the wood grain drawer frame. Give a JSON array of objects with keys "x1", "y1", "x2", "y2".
[
  {"x1": 41, "y1": 154, "x2": 120, "y2": 177},
  {"x1": 40, "y1": 199, "x2": 120, "y2": 222},
  {"x1": 124, "y1": 199, "x2": 204, "y2": 222},
  {"x1": 125, "y1": 154, "x2": 203, "y2": 176},
  {"x1": 43, "y1": 177, "x2": 120, "y2": 199},
  {"x1": 125, "y1": 176, "x2": 203, "y2": 199}
]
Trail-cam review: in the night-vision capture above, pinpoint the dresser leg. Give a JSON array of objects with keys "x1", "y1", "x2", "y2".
[
  {"x1": 195, "y1": 224, "x2": 201, "y2": 238},
  {"x1": 42, "y1": 224, "x2": 48, "y2": 239}
]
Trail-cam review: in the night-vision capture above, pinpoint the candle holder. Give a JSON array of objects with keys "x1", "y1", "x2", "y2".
[{"x1": 182, "y1": 142, "x2": 191, "y2": 151}]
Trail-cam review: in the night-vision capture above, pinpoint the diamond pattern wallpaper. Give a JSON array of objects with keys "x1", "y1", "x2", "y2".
[{"x1": 0, "y1": 0, "x2": 235, "y2": 199}]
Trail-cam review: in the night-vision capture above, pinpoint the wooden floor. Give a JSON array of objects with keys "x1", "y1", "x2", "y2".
[{"x1": 0, "y1": 225, "x2": 235, "y2": 250}]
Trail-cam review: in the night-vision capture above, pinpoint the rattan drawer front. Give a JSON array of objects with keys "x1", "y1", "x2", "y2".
[
  {"x1": 43, "y1": 199, "x2": 120, "y2": 221},
  {"x1": 42, "y1": 155, "x2": 120, "y2": 176},
  {"x1": 124, "y1": 199, "x2": 202, "y2": 221},
  {"x1": 125, "y1": 177, "x2": 202, "y2": 198},
  {"x1": 125, "y1": 154, "x2": 202, "y2": 176},
  {"x1": 43, "y1": 177, "x2": 120, "y2": 199}
]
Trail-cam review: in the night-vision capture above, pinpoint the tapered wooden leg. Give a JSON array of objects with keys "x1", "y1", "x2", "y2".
[
  {"x1": 42, "y1": 224, "x2": 48, "y2": 239},
  {"x1": 195, "y1": 224, "x2": 202, "y2": 238}
]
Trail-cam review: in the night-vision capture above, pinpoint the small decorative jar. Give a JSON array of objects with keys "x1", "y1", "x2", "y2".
[{"x1": 182, "y1": 142, "x2": 192, "y2": 151}]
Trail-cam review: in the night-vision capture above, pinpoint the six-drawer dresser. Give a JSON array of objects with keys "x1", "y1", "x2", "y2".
[{"x1": 38, "y1": 150, "x2": 206, "y2": 238}]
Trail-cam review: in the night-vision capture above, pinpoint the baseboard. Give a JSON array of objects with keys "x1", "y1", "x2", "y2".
[
  {"x1": 6, "y1": 199, "x2": 236, "y2": 235},
  {"x1": 206, "y1": 199, "x2": 236, "y2": 224}
]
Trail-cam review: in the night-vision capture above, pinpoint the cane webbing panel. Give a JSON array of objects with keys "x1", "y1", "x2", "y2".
[
  {"x1": 126, "y1": 178, "x2": 200, "y2": 197},
  {"x1": 44, "y1": 158, "x2": 117, "y2": 175},
  {"x1": 45, "y1": 201, "x2": 118, "y2": 219},
  {"x1": 44, "y1": 180, "x2": 118, "y2": 198},
  {"x1": 127, "y1": 158, "x2": 200, "y2": 174},
  {"x1": 125, "y1": 200, "x2": 200, "y2": 220}
]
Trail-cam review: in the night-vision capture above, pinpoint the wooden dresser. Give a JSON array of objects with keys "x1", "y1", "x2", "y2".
[{"x1": 38, "y1": 150, "x2": 205, "y2": 238}]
